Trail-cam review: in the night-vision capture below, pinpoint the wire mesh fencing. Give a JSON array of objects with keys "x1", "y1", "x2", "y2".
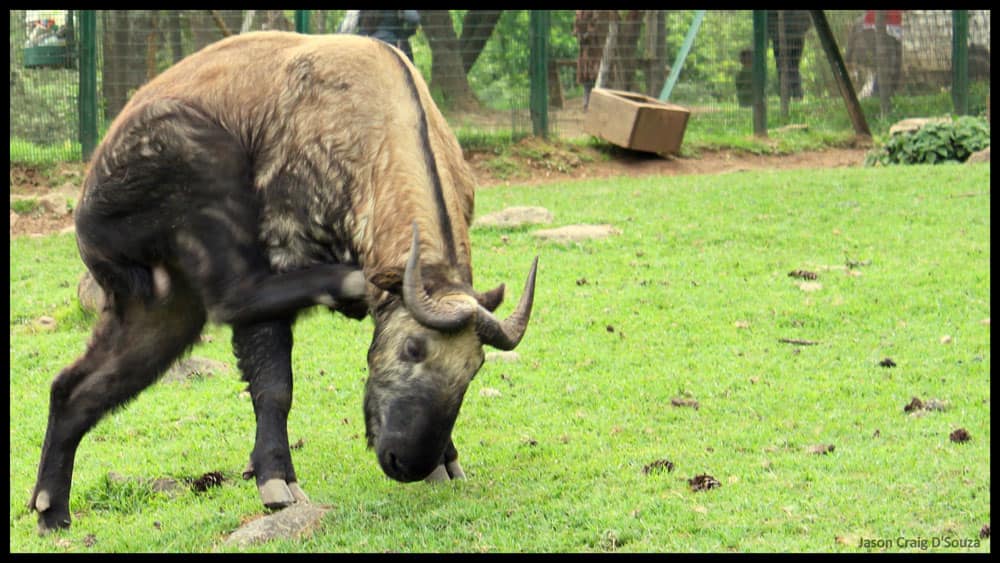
[{"x1": 9, "y1": 10, "x2": 991, "y2": 165}]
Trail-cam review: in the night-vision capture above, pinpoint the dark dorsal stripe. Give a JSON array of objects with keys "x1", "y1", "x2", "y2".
[{"x1": 383, "y1": 41, "x2": 458, "y2": 266}]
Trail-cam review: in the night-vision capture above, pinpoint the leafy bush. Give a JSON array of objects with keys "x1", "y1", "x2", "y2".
[{"x1": 864, "y1": 116, "x2": 990, "y2": 166}]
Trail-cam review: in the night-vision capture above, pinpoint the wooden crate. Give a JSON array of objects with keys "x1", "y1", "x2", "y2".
[{"x1": 583, "y1": 88, "x2": 690, "y2": 155}]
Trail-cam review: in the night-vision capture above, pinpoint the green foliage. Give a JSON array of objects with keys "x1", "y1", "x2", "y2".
[
  {"x1": 864, "y1": 116, "x2": 990, "y2": 166},
  {"x1": 11, "y1": 198, "x2": 41, "y2": 215}
]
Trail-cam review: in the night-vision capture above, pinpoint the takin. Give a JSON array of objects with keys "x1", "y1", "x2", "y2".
[{"x1": 29, "y1": 31, "x2": 538, "y2": 533}]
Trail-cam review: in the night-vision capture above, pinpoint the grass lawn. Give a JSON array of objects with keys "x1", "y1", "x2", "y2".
[{"x1": 9, "y1": 163, "x2": 990, "y2": 552}]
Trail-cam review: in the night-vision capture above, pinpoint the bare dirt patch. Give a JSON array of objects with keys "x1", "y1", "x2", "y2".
[{"x1": 9, "y1": 146, "x2": 867, "y2": 238}]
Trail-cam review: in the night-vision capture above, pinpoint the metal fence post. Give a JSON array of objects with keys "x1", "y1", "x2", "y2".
[
  {"x1": 951, "y1": 10, "x2": 968, "y2": 116},
  {"x1": 751, "y1": 10, "x2": 767, "y2": 137},
  {"x1": 295, "y1": 11, "x2": 311, "y2": 34},
  {"x1": 78, "y1": 10, "x2": 98, "y2": 161},
  {"x1": 529, "y1": 10, "x2": 550, "y2": 138}
]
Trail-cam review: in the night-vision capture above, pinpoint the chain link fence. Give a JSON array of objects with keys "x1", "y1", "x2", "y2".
[{"x1": 9, "y1": 10, "x2": 991, "y2": 164}]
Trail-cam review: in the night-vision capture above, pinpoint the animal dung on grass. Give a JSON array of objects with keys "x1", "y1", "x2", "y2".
[
  {"x1": 879, "y1": 357, "x2": 897, "y2": 368},
  {"x1": 788, "y1": 269, "x2": 818, "y2": 280},
  {"x1": 641, "y1": 459, "x2": 675, "y2": 475},
  {"x1": 190, "y1": 471, "x2": 225, "y2": 493},
  {"x1": 949, "y1": 428, "x2": 971, "y2": 443},
  {"x1": 806, "y1": 444, "x2": 836, "y2": 455},
  {"x1": 670, "y1": 397, "x2": 700, "y2": 410},
  {"x1": 688, "y1": 474, "x2": 721, "y2": 492},
  {"x1": 904, "y1": 396, "x2": 949, "y2": 414},
  {"x1": 904, "y1": 397, "x2": 925, "y2": 413}
]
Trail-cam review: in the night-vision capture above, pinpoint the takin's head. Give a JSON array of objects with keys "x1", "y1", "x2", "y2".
[{"x1": 363, "y1": 224, "x2": 537, "y2": 482}]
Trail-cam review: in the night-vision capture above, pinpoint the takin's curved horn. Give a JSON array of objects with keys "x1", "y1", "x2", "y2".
[
  {"x1": 403, "y1": 223, "x2": 538, "y2": 348},
  {"x1": 474, "y1": 255, "x2": 538, "y2": 351},
  {"x1": 403, "y1": 223, "x2": 478, "y2": 331}
]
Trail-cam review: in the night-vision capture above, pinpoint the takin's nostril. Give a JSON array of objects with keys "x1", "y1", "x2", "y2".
[{"x1": 388, "y1": 452, "x2": 403, "y2": 474}]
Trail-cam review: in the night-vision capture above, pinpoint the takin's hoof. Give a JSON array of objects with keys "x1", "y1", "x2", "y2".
[
  {"x1": 244, "y1": 460, "x2": 310, "y2": 509},
  {"x1": 31, "y1": 490, "x2": 72, "y2": 534},
  {"x1": 259, "y1": 478, "x2": 309, "y2": 509},
  {"x1": 424, "y1": 460, "x2": 467, "y2": 483}
]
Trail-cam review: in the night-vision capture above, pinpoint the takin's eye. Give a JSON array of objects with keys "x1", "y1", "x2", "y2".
[{"x1": 399, "y1": 336, "x2": 427, "y2": 363}]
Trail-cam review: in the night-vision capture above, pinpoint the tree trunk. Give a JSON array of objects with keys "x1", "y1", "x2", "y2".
[
  {"x1": 873, "y1": 11, "x2": 892, "y2": 116},
  {"x1": 102, "y1": 11, "x2": 129, "y2": 120},
  {"x1": 241, "y1": 11, "x2": 256, "y2": 33},
  {"x1": 190, "y1": 11, "x2": 220, "y2": 51},
  {"x1": 643, "y1": 11, "x2": 667, "y2": 97},
  {"x1": 313, "y1": 10, "x2": 327, "y2": 34},
  {"x1": 145, "y1": 12, "x2": 160, "y2": 80},
  {"x1": 126, "y1": 12, "x2": 154, "y2": 90},
  {"x1": 220, "y1": 10, "x2": 242, "y2": 36},
  {"x1": 421, "y1": 10, "x2": 480, "y2": 111},
  {"x1": 616, "y1": 10, "x2": 642, "y2": 92},
  {"x1": 459, "y1": 10, "x2": 502, "y2": 74},
  {"x1": 264, "y1": 11, "x2": 290, "y2": 31},
  {"x1": 778, "y1": 11, "x2": 790, "y2": 118},
  {"x1": 166, "y1": 11, "x2": 183, "y2": 63},
  {"x1": 596, "y1": 11, "x2": 619, "y2": 89}
]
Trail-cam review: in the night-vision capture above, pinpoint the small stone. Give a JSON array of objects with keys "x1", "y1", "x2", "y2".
[
  {"x1": 34, "y1": 316, "x2": 57, "y2": 331},
  {"x1": 474, "y1": 206, "x2": 553, "y2": 228},
  {"x1": 485, "y1": 351, "x2": 520, "y2": 363},
  {"x1": 163, "y1": 357, "x2": 230, "y2": 382},
  {"x1": 222, "y1": 503, "x2": 329, "y2": 548},
  {"x1": 966, "y1": 147, "x2": 990, "y2": 164},
  {"x1": 77, "y1": 271, "x2": 105, "y2": 313},
  {"x1": 533, "y1": 224, "x2": 621, "y2": 243},
  {"x1": 889, "y1": 117, "x2": 951, "y2": 136}
]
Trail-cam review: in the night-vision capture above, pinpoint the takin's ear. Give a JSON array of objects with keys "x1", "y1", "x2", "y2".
[
  {"x1": 476, "y1": 284, "x2": 505, "y2": 313},
  {"x1": 369, "y1": 268, "x2": 404, "y2": 294}
]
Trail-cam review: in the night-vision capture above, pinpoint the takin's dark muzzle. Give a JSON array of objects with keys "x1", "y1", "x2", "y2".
[{"x1": 373, "y1": 392, "x2": 457, "y2": 482}]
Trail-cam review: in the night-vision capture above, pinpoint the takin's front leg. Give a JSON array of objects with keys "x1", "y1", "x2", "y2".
[
  {"x1": 232, "y1": 320, "x2": 309, "y2": 508},
  {"x1": 424, "y1": 438, "x2": 466, "y2": 482}
]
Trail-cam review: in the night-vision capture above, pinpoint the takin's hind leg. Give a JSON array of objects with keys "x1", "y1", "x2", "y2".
[
  {"x1": 231, "y1": 320, "x2": 310, "y2": 508},
  {"x1": 28, "y1": 283, "x2": 205, "y2": 533}
]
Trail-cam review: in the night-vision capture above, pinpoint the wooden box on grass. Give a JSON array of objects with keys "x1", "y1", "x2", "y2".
[{"x1": 583, "y1": 88, "x2": 691, "y2": 156}]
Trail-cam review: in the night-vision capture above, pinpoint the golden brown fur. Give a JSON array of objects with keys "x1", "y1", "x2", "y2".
[{"x1": 97, "y1": 31, "x2": 476, "y2": 295}]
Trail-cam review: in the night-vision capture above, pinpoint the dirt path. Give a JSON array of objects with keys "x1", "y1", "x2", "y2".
[
  {"x1": 474, "y1": 147, "x2": 868, "y2": 188},
  {"x1": 9, "y1": 147, "x2": 868, "y2": 238}
]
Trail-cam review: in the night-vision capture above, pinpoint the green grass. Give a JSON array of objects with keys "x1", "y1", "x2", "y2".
[{"x1": 9, "y1": 164, "x2": 990, "y2": 552}]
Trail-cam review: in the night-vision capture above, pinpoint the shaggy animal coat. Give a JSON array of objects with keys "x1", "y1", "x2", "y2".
[
  {"x1": 84, "y1": 31, "x2": 476, "y2": 308},
  {"x1": 31, "y1": 31, "x2": 536, "y2": 534}
]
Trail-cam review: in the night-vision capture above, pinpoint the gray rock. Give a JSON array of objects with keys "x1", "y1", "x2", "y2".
[
  {"x1": 967, "y1": 147, "x2": 990, "y2": 164},
  {"x1": 77, "y1": 271, "x2": 105, "y2": 314},
  {"x1": 475, "y1": 206, "x2": 553, "y2": 228},
  {"x1": 485, "y1": 351, "x2": 520, "y2": 363},
  {"x1": 533, "y1": 224, "x2": 621, "y2": 243},
  {"x1": 222, "y1": 503, "x2": 329, "y2": 549},
  {"x1": 163, "y1": 357, "x2": 230, "y2": 382},
  {"x1": 888, "y1": 117, "x2": 951, "y2": 136}
]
